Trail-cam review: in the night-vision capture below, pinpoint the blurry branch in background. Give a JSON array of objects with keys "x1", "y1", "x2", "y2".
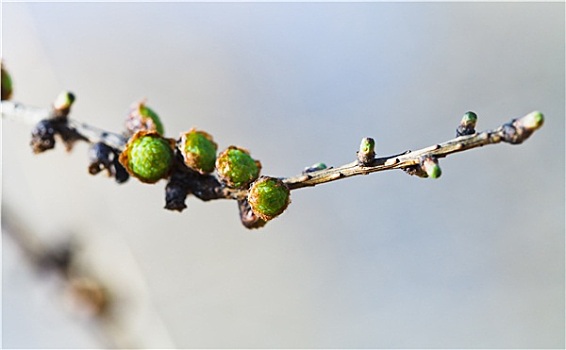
[
  {"x1": 1, "y1": 62, "x2": 545, "y2": 229},
  {"x1": 1, "y1": 207, "x2": 133, "y2": 348}
]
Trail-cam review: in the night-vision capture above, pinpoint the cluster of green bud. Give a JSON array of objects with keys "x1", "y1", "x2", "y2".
[
  {"x1": 119, "y1": 131, "x2": 175, "y2": 184},
  {"x1": 1, "y1": 62, "x2": 13, "y2": 101},
  {"x1": 125, "y1": 100, "x2": 165, "y2": 136},
  {"x1": 119, "y1": 102, "x2": 291, "y2": 223}
]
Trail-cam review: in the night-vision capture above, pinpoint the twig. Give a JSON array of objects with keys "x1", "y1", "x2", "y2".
[
  {"x1": 2, "y1": 206, "x2": 176, "y2": 348},
  {"x1": 2, "y1": 100, "x2": 128, "y2": 150},
  {"x1": 283, "y1": 113, "x2": 542, "y2": 190},
  {"x1": 2, "y1": 207, "x2": 120, "y2": 348},
  {"x1": 1, "y1": 98, "x2": 544, "y2": 227},
  {"x1": 1, "y1": 99, "x2": 543, "y2": 189}
]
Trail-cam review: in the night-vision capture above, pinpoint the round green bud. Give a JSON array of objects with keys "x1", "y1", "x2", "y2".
[
  {"x1": 53, "y1": 91, "x2": 76, "y2": 111},
  {"x1": 1, "y1": 63, "x2": 13, "y2": 101},
  {"x1": 460, "y1": 111, "x2": 478, "y2": 128},
  {"x1": 125, "y1": 100, "x2": 165, "y2": 136},
  {"x1": 248, "y1": 177, "x2": 291, "y2": 221},
  {"x1": 421, "y1": 156, "x2": 442, "y2": 179},
  {"x1": 119, "y1": 131, "x2": 174, "y2": 183},
  {"x1": 456, "y1": 111, "x2": 478, "y2": 136},
  {"x1": 179, "y1": 128, "x2": 218, "y2": 174},
  {"x1": 216, "y1": 146, "x2": 261, "y2": 188}
]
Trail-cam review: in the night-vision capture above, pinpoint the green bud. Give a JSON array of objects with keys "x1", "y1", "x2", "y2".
[
  {"x1": 248, "y1": 177, "x2": 291, "y2": 221},
  {"x1": 216, "y1": 146, "x2": 261, "y2": 188},
  {"x1": 421, "y1": 156, "x2": 442, "y2": 179},
  {"x1": 1, "y1": 63, "x2": 13, "y2": 101},
  {"x1": 456, "y1": 111, "x2": 478, "y2": 136},
  {"x1": 358, "y1": 137, "x2": 375, "y2": 164},
  {"x1": 517, "y1": 111, "x2": 544, "y2": 131},
  {"x1": 460, "y1": 111, "x2": 477, "y2": 128},
  {"x1": 360, "y1": 137, "x2": 375, "y2": 154},
  {"x1": 303, "y1": 162, "x2": 327, "y2": 173},
  {"x1": 119, "y1": 131, "x2": 174, "y2": 183},
  {"x1": 125, "y1": 100, "x2": 165, "y2": 136},
  {"x1": 53, "y1": 91, "x2": 75, "y2": 111},
  {"x1": 179, "y1": 128, "x2": 218, "y2": 174}
]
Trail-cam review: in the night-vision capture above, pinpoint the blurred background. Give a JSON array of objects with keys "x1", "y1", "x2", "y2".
[{"x1": 2, "y1": 2, "x2": 564, "y2": 348}]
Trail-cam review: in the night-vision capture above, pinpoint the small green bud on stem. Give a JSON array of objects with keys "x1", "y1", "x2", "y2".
[
  {"x1": 53, "y1": 91, "x2": 76, "y2": 113},
  {"x1": 303, "y1": 162, "x2": 327, "y2": 174},
  {"x1": 179, "y1": 128, "x2": 218, "y2": 174},
  {"x1": 357, "y1": 137, "x2": 375, "y2": 165},
  {"x1": 125, "y1": 100, "x2": 165, "y2": 136},
  {"x1": 216, "y1": 146, "x2": 261, "y2": 188},
  {"x1": 456, "y1": 111, "x2": 478, "y2": 136},
  {"x1": 248, "y1": 177, "x2": 291, "y2": 221},
  {"x1": 119, "y1": 131, "x2": 174, "y2": 183},
  {"x1": 421, "y1": 156, "x2": 442, "y2": 179}
]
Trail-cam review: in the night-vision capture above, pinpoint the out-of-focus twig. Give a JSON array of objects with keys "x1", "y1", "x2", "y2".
[{"x1": 2, "y1": 207, "x2": 131, "y2": 348}]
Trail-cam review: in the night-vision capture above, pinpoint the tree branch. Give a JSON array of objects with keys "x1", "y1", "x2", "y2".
[
  {"x1": 283, "y1": 112, "x2": 542, "y2": 190},
  {"x1": 2, "y1": 100, "x2": 128, "y2": 150},
  {"x1": 1, "y1": 95, "x2": 544, "y2": 228}
]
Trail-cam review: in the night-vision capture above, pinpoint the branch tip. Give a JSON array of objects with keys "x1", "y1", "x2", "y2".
[
  {"x1": 501, "y1": 111, "x2": 544, "y2": 145},
  {"x1": 515, "y1": 111, "x2": 544, "y2": 131}
]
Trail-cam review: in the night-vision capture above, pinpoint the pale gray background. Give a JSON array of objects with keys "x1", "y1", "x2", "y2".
[{"x1": 2, "y1": 2, "x2": 564, "y2": 349}]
